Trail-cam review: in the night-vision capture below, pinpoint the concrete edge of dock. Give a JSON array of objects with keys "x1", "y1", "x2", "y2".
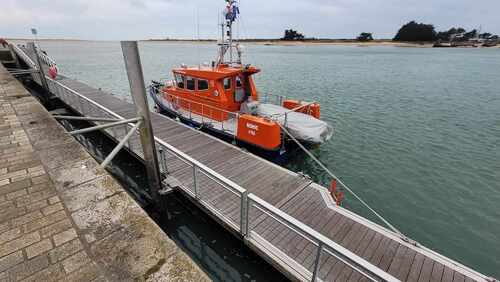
[{"x1": 0, "y1": 64, "x2": 211, "y2": 281}]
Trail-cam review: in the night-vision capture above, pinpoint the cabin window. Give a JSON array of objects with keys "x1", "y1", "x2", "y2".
[
  {"x1": 175, "y1": 74, "x2": 185, "y2": 89},
  {"x1": 186, "y1": 76, "x2": 195, "y2": 91},
  {"x1": 234, "y1": 76, "x2": 245, "y2": 102},
  {"x1": 197, "y1": 79, "x2": 209, "y2": 91},
  {"x1": 223, "y1": 78, "x2": 232, "y2": 90}
]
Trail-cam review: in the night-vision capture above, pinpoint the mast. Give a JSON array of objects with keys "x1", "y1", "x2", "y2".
[{"x1": 217, "y1": 0, "x2": 240, "y2": 66}]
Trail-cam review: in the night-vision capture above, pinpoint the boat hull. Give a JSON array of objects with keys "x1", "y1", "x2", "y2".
[{"x1": 148, "y1": 86, "x2": 285, "y2": 160}]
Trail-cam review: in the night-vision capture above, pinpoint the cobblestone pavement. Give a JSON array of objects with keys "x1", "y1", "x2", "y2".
[{"x1": 0, "y1": 65, "x2": 210, "y2": 281}]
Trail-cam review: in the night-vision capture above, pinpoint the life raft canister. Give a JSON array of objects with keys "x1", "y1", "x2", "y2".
[
  {"x1": 48, "y1": 66, "x2": 58, "y2": 79},
  {"x1": 330, "y1": 179, "x2": 344, "y2": 206}
]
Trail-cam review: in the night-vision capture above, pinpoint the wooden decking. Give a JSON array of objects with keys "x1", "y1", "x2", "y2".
[{"x1": 16, "y1": 46, "x2": 492, "y2": 282}]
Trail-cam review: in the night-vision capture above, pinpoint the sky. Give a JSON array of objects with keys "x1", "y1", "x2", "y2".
[{"x1": 1, "y1": 0, "x2": 499, "y2": 40}]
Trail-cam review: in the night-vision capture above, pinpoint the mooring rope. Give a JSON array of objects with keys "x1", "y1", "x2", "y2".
[{"x1": 277, "y1": 123, "x2": 405, "y2": 236}]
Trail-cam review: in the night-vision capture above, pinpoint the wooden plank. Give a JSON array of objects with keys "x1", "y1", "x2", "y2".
[
  {"x1": 441, "y1": 267, "x2": 455, "y2": 282},
  {"x1": 368, "y1": 236, "x2": 391, "y2": 266},
  {"x1": 417, "y1": 257, "x2": 435, "y2": 282},
  {"x1": 295, "y1": 214, "x2": 344, "y2": 274},
  {"x1": 253, "y1": 189, "x2": 316, "y2": 236},
  {"x1": 378, "y1": 240, "x2": 400, "y2": 271},
  {"x1": 260, "y1": 191, "x2": 322, "y2": 259},
  {"x1": 288, "y1": 196, "x2": 331, "y2": 265},
  {"x1": 316, "y1": 255, "x2": 339, "y2": 281},
  {"x1": 345, "y1": 230, "x2": 375, "y2": 282},
  {"x1": 360, "y1": 232, "x2": 384, "y2": 264},
  {"x1": 407, "y1": 253, "x2": 426, "y2": 282},
  {"x1": 277, "y1": 208, "x2": 331, "y2": 260},
  {"x1": 452, "y1": 273, "x2": 465, "y2": 282},
  {"x1": 326, "y1": 260, "x2": 349, "y2": 281},
  {"x1": 304, "y1": 217, "x2": 356, "y2": 271},
  {"x1": 394, "y1": 246, "x2": 418, "y2": 281},
  {"x1": 430, "y1": 263, "x2": 444, "y2": 282},
  {"x1": 267, "y1": 176, "x2": 311, "y2": 207},
  {"x1": 332, "y1": 218, "x2": 356, "y2": 242},
  {"x1": 328, "y1": 222, "x2": 370, "y2": 281},
  {"x1": 335, "y1": 224, "x2": 371, "y2": 280},
  {"x1": 353, "y1": 229, "x2": 376, "y2": 256}
]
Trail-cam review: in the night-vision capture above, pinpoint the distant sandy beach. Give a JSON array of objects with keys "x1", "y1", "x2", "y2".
[
  {"x1": 144, "y1": 39, "x2": 435, "y2": 48},
  {"x1": 250, "y1": 40, "x2": 434, "y2": 48},
  {"x1": 7, "y1": 38, "x2": 499, "y2": 48}
]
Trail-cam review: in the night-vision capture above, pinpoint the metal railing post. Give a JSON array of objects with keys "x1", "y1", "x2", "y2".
[
  {"x1": 121, "y1": 41, "x2": 162, "y2": 204},
  {"x1": 158, "y1": 148, "x2": 168, "y2": 176},
  {"x1": 27, "y1": 42, "x2": 49, "y2": 93},
  {"x1": 311, "y1": 242, "x2": 323, "y2": 281},
  {"x1": 240, "y1": 191, "x2": 249, "y2": 236},
  {"x1": 193, "y1": 165, "x2": 199, "y2": 199}
]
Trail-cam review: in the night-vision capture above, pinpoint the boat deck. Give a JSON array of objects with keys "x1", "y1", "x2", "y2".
[{"x1": 15, "y1": 45, "x2": 493, "y2": 282}]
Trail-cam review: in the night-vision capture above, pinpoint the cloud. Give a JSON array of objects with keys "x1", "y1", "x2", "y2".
[{"x1": 1, "y1": 0, "x2": 499, "y2": 40}]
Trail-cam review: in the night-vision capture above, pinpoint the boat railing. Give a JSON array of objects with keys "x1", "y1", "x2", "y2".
[
  {"x1": 150, "y1": 84, "x2": 239, "y2": 134},
  {"x1": 269, "y1": 101, "x2": 317, "y2": 128},
  {"x1": 260, "y1": 92, "x2": 287, "y2": 106},
  {"x1": 38, "y1": 71, "x2": 397, "y2": 282}
]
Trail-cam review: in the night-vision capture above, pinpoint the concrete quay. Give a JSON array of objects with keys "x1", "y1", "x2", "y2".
[{"x1": 0, "y1": 64, "x2": 210, "y2": 281}]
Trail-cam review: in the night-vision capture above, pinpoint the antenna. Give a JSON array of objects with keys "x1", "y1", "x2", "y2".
[
  {"x1": 196, "y1": 6, "x2": 200, "y2": 68},
  {"x1": 216, "y1": 0, "x2": 241, "y2": 66}
]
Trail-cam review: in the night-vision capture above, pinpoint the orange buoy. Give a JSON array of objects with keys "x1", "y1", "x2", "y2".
[{"x1": 330, "y1": 179, "x2": 344, "y2": 206}]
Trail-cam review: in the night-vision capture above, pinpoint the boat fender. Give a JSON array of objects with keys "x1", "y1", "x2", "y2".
[
  {"x1": 330, "y1": 179, "x2": 344, "y2": 206},
  {"x1": 48, "y1": 66, "x2": 58, "y2": 79}
]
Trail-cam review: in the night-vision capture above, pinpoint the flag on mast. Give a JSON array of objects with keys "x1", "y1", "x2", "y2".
[{"x1": 224, "y1": 0, "x2": 239, "y2": 22}]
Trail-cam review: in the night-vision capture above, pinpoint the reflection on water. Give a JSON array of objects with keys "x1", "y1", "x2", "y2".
[{"x1": 57, "y1": 113, "x2": 288, "y2": 282}]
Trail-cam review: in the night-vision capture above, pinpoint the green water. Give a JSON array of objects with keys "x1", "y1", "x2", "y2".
[{"x1": 32, "y1": 41, "x2": 500, "y2": 278}]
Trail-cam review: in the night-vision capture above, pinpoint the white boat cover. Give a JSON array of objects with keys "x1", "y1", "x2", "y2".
[{"x1": 257, "y1": 103, "x2": 333, "y2": 144}]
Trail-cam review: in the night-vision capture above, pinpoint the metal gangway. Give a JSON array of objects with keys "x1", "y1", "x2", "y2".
[{"x1": 11, "y1": 42, "x2": 495, "y2": 282}]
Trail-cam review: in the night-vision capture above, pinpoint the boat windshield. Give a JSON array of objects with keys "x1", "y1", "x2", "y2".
[
  {"x1": 235, "y1": 76, "x2": 245, "y2": 102},
  {"x1": 198, "y1": 79, "x2": 209, "y2": 91},
  {"x1": 175, "y1": 73, "x2": 184, "y2": 89},
  {"x1": 186, "y1": 76, "x2": 195, "y2": 91},
  {"x1": 223, "y1": 77, "x2": 232, "y2": 90}
]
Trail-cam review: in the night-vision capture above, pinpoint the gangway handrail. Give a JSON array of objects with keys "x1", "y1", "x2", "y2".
[
  {"x1": 248, "y1": 194, "x2": 399, "y2": 282},
  {"x1": 34, "y1": 45, "x2": 57, "y2": 67},
  {"x1": 12, "y1": 44, "x2": 36, "y2": 68}
]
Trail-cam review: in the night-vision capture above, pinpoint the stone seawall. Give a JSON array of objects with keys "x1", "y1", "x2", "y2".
[{"x1": 0, "y1": 64, "x2": 210, "y2": 281}]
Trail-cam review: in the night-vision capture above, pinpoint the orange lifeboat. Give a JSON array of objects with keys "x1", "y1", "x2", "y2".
[{"x1": 149, "y1": 1, "x2": 333, "y2": 156}]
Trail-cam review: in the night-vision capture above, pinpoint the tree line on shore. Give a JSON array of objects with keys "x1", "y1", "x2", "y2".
[{"x1": 281, "y1": 22, "x2": 498, "y2": 42}]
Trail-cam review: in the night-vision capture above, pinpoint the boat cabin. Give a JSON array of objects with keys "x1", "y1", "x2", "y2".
[{"x1": 163, "y1": 64, "x2": 260, "y2": 122}]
